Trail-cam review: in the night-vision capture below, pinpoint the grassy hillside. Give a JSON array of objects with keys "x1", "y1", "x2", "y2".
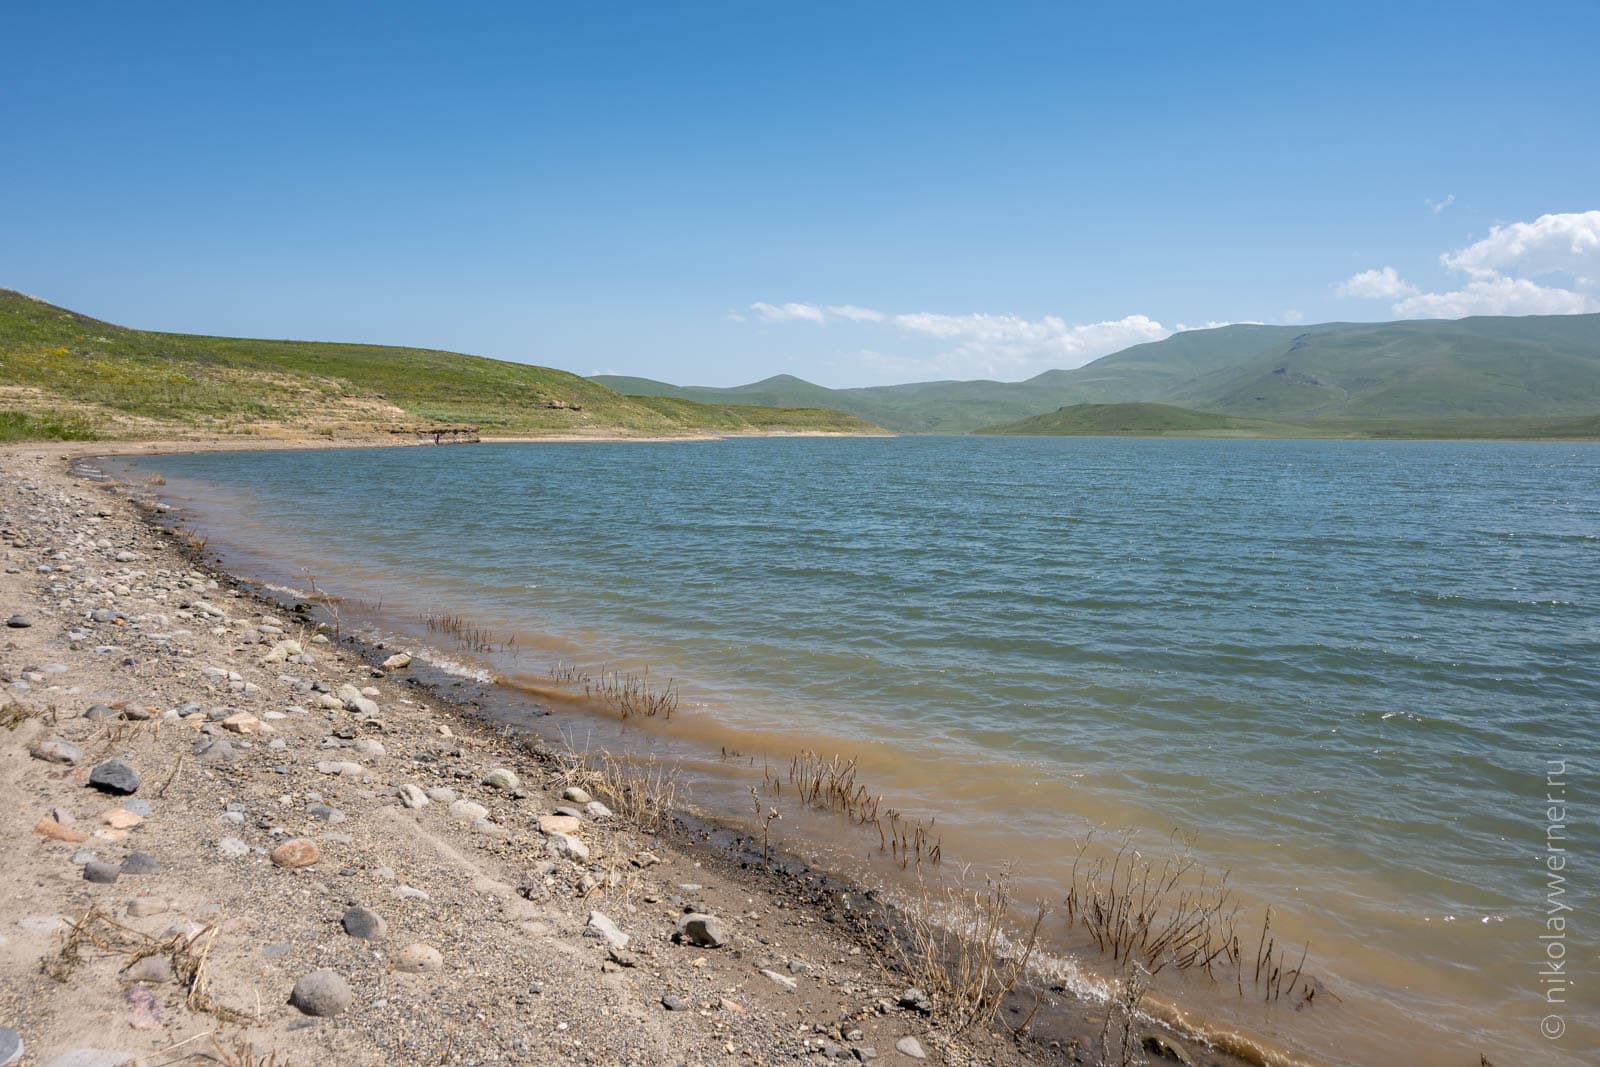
[
  {"x1": 596, "y1": 313, "x2": 1600, "y2": 435},
  {"x1": 0, "y1": 290, "x2": 880, "y2": 440},
  {"x1": 974, "y1": 402, "x2": 1321, "y2": 437}
]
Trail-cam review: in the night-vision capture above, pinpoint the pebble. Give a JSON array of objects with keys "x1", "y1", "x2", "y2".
[
  {"x1": 585, "y1": 911, "x2": 629, "y2": 951},
  {"x1": 288, "y1": 969, "x2": 353, "y2": 1016},
  {"x1": 381, "y1": 651, "x2": 412, "y2": 670},
  {"x1": 547, "y1": 832, "x2": 589, "y2": 862},
  {"x1": 676, "y1": 913, "x2": 729, "y2": 948},
  {"x1": 194, "y1": 737, "x2": 237, "y2": 764},
  {"x1": 87, "y1": 759, "x2": 141, "y2": 795},
  {"x1": 341, "y1": 905, "x2": 387, "y2": 940},
  {"x1": 270, "y1": 838, "x2": 321, "y2": 868},
  {"x1": 561, "y1": 786, "x2": 592, "y2": 804},
  {"x1": 220, "y1": 712, "x2": 261, "y2": 734},
  {"x1": 449, "y1": 799, "x2": 488, "y2": 822},
  {"x1": 123, "y1": 955, "x2": 176, "y2": 983},
  {"x1": 29, "y1": 738, "x2": 83, "y2": 765},
  {"x1": 396, "y1": 784, "x2": 429, "y2": 809},
  {"x1": 760, "y1": 968, "x2": 798, "y2": 990},
  {"x1": 5, "y1": 615, "x2": 31, "y2": 628},
  {"x1": 483, "y1": 768, "x2": 520, "y2": 791},
  {"x1": 306, "y1": 804, "x2": 346, "y2": 823},
  {"x1": 0, "y1": 1027, "x2": 18, "y2": 1067},
  {"x1": 537, "y1": 814, "x2": 582, "y2": 835},
  {"x1": 83, "y1": 861, "x2": 120, "y2": 884},
  {"x1": 425, "y1": 787, "x2": 456, "y2": 803},
  {"x1": 661, "y1": 993, "x2": 689, "y2": 1011},
  {"x1": 895, "y1": 1036, "x2": 926, "y2": 1060},
  {"x1": 34, "y1": 818, "x2": 88, "y2": 844},
  {"x1": 217, "y1": 837, "x2": 249, "y2": 858},
  {"x1": 584, "y1": 800, "x2": 614, "y2": 819},
  {"x1": 123, "y1": 799, "x2": 152, "y2": 817},
  {"x1": 100, "y1": 809, "x2": 143, "y2": 829},
  {"x1": 393, "y1": 942, "x2": 443, "y2": 974},
  {"x1": 120, "y1": 852, "x2": 160, "y2": 875}
]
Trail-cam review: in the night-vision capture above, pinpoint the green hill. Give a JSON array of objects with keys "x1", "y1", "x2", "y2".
[
  {"x1": 596, "y1": 313, "x2": 1600, "y2": 435},
  {"x1": 974, "y1": 402, "x2": 1314, "y2": 436},
  {"x1": 0, "y1": 290, "x2": 881, "y2": 440}
]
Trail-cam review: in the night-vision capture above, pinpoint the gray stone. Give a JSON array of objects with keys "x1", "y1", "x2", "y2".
[
  {"x1": 661, "y1": 993, "x2": 689, "y2": 1011},
  {"x1": 895, "y1": 1036, "x2": 926, "y2": 1060},
  {"x1": 449, "y1": 799, "x2": 488, "y2": 823},
  {"x1": 5, "y1": 615, "x2": 31, "y2": 628},
  {"x1": 483, "y1": 768, "x2": 519, "y2": 791},
  {"x1": 760, "y1": 968, "x2": 798, "y2": 990},
  {"x1": 88, "y1": 759, "x2": 140, "y2": 795},
  {"x1": 396, "y1": 784, "x2": 428, "y2": 809},
  {"x1": 0, "y1": 1026, "x2": 19, "y2": 1067},
  {"x1": 341, "y1": 905, "x2": 387, "y2": 940},
  {"x1": 306, "y1": 804, "x2": 345, "y2": 823},
  {"x1": 288, "y1": 969, "x2": 353, "y2": 1016},
  {"x1": 546, "y1": 832, "x2": 589, "y2": 862},
  {"x1": 217, "y1": 837, "x2": 249, "y2": 858},
  {"x1": 29, "y1": 739, "x2": 83, "y2": 765},
  {"x1": 676, "y1": 913, "x2": 729, "y2": 948},
  {"x1": 123, "y1": 954, "x2": 176, "y2": 983},
  {"x1": 123, "y1": 799, "x2": 152, "y2": 816},
  {"x1": 585, "y1": 910, "x2": 628, "y2": 951},
  {"x1": 584, "y1": 800, "x2": 614, "y2": 819},
  {"x1": 193, "y1": 736, "x2": 237, "y2": 764},
  {"x1": 561, "y1": 786, "x2": 592, "y2": 804},
  {"x1": 83, "y1": 861, "x2": 119, "y2": 884},
  {"x1": 120, "y1": 852, "x2": 160, "y2": 875}
]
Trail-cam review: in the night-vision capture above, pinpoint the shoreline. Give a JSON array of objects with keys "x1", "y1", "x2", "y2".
[{"x1": 0, "y1": 439, "x2": 1112, "y2": 1066}]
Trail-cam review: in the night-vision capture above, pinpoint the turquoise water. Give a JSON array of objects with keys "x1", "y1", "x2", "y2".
[{"x1": 132, "y1": 437, "x2": 1598, "y2": 1066}]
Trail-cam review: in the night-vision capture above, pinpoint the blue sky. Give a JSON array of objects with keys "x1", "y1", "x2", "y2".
[{"x1": 3, "y1": 2, "x2": 1598, "y2": 387}]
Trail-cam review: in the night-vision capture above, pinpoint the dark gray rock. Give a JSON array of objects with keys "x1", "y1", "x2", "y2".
[
  {"x1": 899, "y1": 988, "x2": 932, "y2": 1014},
  {"x1": 661, "y1": 993, "x2": 689, "y2": 1011},
  {"x1": 88, "y1": 759, "x2": 140, "y2": 795},
  {"x1": 6, "y1": 615, "x2": 31, "y2": 628},
  {"x1": 306, "y1": 804, "x2": 346, "y2": 823},
  {"x1": 120, "y1": 853, "x2": 160, "y2": 875},
  {"x1": 83, "y1": 861, "x2": 120, "y2": 884},
  {"x1": 288, "y1": 969, "x2": 353, "y2": 1016},
  {"x1": 341, "y1": 905, "x2": 387, "y2": 940}
]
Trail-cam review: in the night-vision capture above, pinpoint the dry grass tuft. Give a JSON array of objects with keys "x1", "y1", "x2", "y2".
[
  {"x1": 48, "y1": 905, "x2": 250, "y2": 1021},
  {"x1": 210, "y1": 1033, "x2": 290, "y2": 1066},
  {"x1": 895, "y1": 873, "x2": 1047, "y2": 1033},
  {"x1": 0, "y1": 701, "x2": 38, "y2": 730},
  {"x1": 555, "y1": 740, "x2": 681, "y2": 834}
]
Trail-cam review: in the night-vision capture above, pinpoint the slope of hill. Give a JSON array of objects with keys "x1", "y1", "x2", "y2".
[
  {"x1": 974, "y1": 402, "x2": 1314, "y2": 436},
  {"x1": 0, "y1": 290, "x2": 880, "y2": 439},
  {"x1": 596, "y1": 313, "x2": 1600, "y2": 434}
]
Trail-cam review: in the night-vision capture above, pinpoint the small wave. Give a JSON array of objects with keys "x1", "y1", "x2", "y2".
[{"x1": 415, "y1": 649, "x2": 495, "y2": 684}]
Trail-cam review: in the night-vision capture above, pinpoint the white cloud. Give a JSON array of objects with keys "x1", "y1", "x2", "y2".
[
  {"x1": 744, "y1": 301, "x2": 1177, "y2": 378},
  {"x1": 1282, "y1": 309, "x2": 1305, "y2": 323},
  {"x1": 1336, "y1": 209, "x2": 1600, "y2": 319},
  {"x1": 750, "y1": 301, "x2": 826, "y2": 323},
  {"x1": 1440, "y1": 210, "x2": 1600, "y2": 278},
  {"x1": 1392, "y1": 276, "x2": 1598, "y2": 318},
  {"x1": 1337, "y1": 266, "x2": 1419, "y2": 300},
  {"x1": 1426, "y1": 194, "x2": 1455, "y2": 215}
]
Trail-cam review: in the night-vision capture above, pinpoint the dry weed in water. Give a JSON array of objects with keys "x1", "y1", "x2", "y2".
[
  {"x1": 895, "y1": 873, "x2": 1047, "y2": 1033},
  {"x1": 1096, "y1": 961, "x2": 1151, "y2": 1067}
]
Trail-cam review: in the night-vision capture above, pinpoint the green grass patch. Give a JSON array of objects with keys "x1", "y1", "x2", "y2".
[{"x1": 0, "y1": 410, "x2": 98, "y2": 441}]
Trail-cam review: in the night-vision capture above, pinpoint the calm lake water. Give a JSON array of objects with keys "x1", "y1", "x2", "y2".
[{"x1": 129, "y1": 437, "x2": 1598, "y2": 1066}]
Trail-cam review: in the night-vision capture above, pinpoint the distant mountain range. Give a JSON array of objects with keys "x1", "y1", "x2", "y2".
[{"x1": 595, "y1": 313, "x2": 1600, "y2": 434}]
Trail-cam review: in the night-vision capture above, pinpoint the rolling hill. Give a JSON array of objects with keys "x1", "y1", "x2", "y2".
[
  {"x1": 595, "y1": 313, "x2": 1600, "y2": 435},
  {"x1": 0, "y1": 290, "x2": 881, "y2": 440},
  {"x1": 974, "y1": 402, "x2": 1319, "y2": 437}
]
